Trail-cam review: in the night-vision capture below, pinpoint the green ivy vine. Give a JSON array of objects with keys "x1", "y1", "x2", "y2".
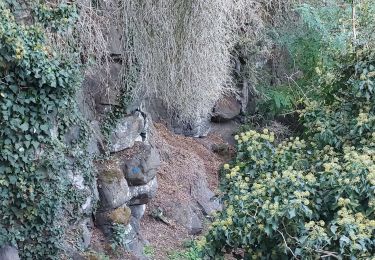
[{"x1": 0, "y1": 1, "x2": 96, "y2": 258}]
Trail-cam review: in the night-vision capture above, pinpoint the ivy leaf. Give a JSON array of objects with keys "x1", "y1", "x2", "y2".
[
  {"x1": 339, "y1": 236, "x2": 350, "y2": 248},
  {"x1": 330, "y1": 225, "x2": 338, "y2": 235},
  {"x1": 19, "y1": 122, "x2": 29, "y2": 131},
  {"x1": 31, "y1": 141, "x2": 39, "y2": 149},
  {"x1": 9, "y1": 84, "x2": 18, "y2": 93},
  {"x1": 40, "y1": 124, "x2": 49, "y2": 133},
  {"x1": 287, "y1": 208, "x2": 296, "y2": 219},
  {"x1": 24, "y1": 141, "x2": 31, "y2": 148},
  {"x1": 8, "y1": 175, "x2": 17, "y2": 185},
  {"x1": 265, "y1": 225, "x2": 272, "y2": 236}
]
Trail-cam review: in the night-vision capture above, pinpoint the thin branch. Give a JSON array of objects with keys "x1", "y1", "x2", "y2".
[
  {"x1": 277, "y1": 230, "x2": 298, "y2": 259},
  {"x1": 352, "y1": 0, "x2": 357, "y2": 42},
  {"x1": 315, "y1": 249, "x2": 340, "y2": 259}
]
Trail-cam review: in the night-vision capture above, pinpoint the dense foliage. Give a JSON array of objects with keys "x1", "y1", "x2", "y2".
[
  {"x1": 199, "y1": 1, "x2": 375, "y2": 258},
  {"x1": 199, "y1": 42, "x2": 375, "y2": 259},
  {"x1": 257, "y1": 0, "x2": 375, "y2": 118},
  {"x1": 0, "y1": 1, "x2": 94, "y2": 258}
]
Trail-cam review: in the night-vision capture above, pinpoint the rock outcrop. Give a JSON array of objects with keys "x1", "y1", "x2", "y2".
[
  {"x1": 212, "y1": 94, "x2": 242, "y2": 122},
  {"x1": 109, "y1": 113, "x2": 146, "y2": 153},
  {"x1": 93, "y1": 112, "x2": 160, "y2": 254},
  {"x1": 146, "y1": 98, "x2": 211, "y2": 137}
]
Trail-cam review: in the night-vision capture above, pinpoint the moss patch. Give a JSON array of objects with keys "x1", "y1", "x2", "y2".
[
  {"x1": 98, "y1": 169, "x2": 124, "y2": 184},
  {"x1": 97, "y1": 159, "x2": 124, "y2": 184},
  {"x1": 109, "y1": 206, "x2": 132, "y2": 225}
]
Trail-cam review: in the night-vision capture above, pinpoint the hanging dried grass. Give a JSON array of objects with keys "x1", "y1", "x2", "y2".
[
  {"x1": 122, "y1": 0, "x2": 238, "y2": 123},
  {"x1": 45, "y1": 0, "x2": 296, "y2": 123}
]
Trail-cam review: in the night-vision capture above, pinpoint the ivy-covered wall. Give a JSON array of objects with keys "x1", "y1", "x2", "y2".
[
  {"x1": 0, "y1": 1, "x2": 162, "y2": 259},
  {"x1": 0, "y1": 1, "x2": 97, "y2": 258}
]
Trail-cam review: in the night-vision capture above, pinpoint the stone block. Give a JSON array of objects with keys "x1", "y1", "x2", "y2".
[
  {"x1": 123, "y1": 143, "x2": 160, "y2": 186},
  {"x1": 109, "y1": 112, "x2": 145, "y2": 153},
  {"x1": 129, "y1": 177, "x2": 158, "y2": 205},
  {"x1": 97, "y1": 161, "x2": 131, "y2": 210}
]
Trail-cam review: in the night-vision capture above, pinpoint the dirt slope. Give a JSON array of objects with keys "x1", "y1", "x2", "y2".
[
  {"x1": 140, "y1": 123, "x2": 232, "y2": 259},
  {"x1": 89, "y1": 122, "x2": 236, "y2": 259}
]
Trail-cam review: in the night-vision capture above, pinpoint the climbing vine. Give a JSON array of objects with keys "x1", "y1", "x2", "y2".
[{"x1": 0, "y1": 1, "x2": 95, "y2": 258}]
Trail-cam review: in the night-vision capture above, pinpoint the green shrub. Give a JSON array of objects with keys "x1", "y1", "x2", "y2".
[
  {"x1": 199, "y1": 48, "x2": 375, "y2": 259},
  {"x1": 168, "y1": 241, "x2": 202, "y2": 260},
  {"x1": 111, "y1": 223, "x2": 133, "y2": 251},
  {"x1": 256, "y1": 0, "x2": 375, "y2": 119},
  {"x1": 256, "y1": 86, "x2": 296, "y2": 118},
  {"x1": 143, "y1": 245, "x2": 155, "y2": 257}
]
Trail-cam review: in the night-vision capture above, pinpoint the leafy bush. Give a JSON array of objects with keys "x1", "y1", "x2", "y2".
[
  {"x1": 168, "y1": 241, "x2": 202, "y2": 260},
  {"x1": 256, "y1": 86, "x2": 296, "y2": 118},
  {"x1": 199, "y1": 48, "x2": 375, "y2": 259},
  {"x1": 256, "y1": 0, "x2": 375, "y2": 118},
  {"x1": 110, "y1": 223, "x2": 134, "y2": 251}
]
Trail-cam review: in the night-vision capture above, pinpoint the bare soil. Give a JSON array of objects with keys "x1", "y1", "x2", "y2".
[{"x1": 140, "y1": 123, "x2": 233, "y2": 259}]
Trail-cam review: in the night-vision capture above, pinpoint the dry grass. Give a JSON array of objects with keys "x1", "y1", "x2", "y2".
[
  {"x1": 121, "y1": 0, "x2": 241, "y2": 124},
  {"x1": 42, "y1": 0, "x2": 299, "y2": 125},
  {"x1": 76, "y1": 0, "x2": 115, "y2": 78},
  {"x1": 41, "y1": 0, "x2": 121, "y2": 101}
]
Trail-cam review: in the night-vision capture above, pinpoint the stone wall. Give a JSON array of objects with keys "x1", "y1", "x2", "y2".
[
  {"x1": 74, "y1": 0, "x2": 161, "y2": 257},
  {"x1": 94, "y1": 113, "x2": 160, "y2": 256}
]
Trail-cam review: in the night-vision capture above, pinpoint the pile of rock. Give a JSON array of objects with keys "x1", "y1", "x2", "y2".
[{"x1": 94, "y1": 112, "x2": 160, "y2": 255}]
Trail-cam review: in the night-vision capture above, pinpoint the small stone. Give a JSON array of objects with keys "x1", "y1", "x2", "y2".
[
  {"x1": 72, "y1": 175, "x2": 85, "y2": 190},
  {"x1": 129, "y1": 177, "x2": 158, "y2": 205},
  {"x1": 189, "y1": 213, "x2": 203, "y2": 235},
  {"x1": 127, "y1": 237, "x2": 149, "y2": 260},
  {"x1": 81, "y1": 219, "x2": 93, "y2": 249},
  {"x1": 130, "y1": 216, "x2": 141, "y2": 234},
  {"x1": 81, "y1": 196, "x2": 92, "y2": 214},
  {"x1": 130, "y1": 204, "x2": 146, "y2": 220}
]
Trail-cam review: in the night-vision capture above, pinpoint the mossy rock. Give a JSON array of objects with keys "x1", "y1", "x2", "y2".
[
  {"x1": 96, "y1": 160, "x2": 130, "y2": 210},
  {"x1": 98, "y1": 169, "x2": 123, "y2": 184},
  {"x1": 109, "y1": 206, "x2": 132, "y2": 225},
  {"x1": 96, "y1": 159, "x2": 124, "y2": 184}
]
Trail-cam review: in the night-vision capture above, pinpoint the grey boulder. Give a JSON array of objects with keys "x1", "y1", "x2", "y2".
[
  {"x1": 130, "y1": 204, "x2": 146, "y2": 220},
  {"x1": 123, "y1": 143, "x2": 161, "y2": 186},
  {"x1": 191, "y1": 175, "x2": 222, "y2": 215},
  {"x1": 0, "y1": 246, "x2": 20, "y2": 260},
  {"x1": 97, "y1": 161, "x2": 131, "y2": 210},
  {"x1": 212, "y1": 95, "x2": 241, "y2": 122},
  {"x1": 129, "y1": 177, "x2": 158, "y2": 205},
  {"x1": 170, "y1": 203, "x2": 203, "y2": 235},
  {"x1": 109, "y1": 112, "x2": 145, "y2": 153}
]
